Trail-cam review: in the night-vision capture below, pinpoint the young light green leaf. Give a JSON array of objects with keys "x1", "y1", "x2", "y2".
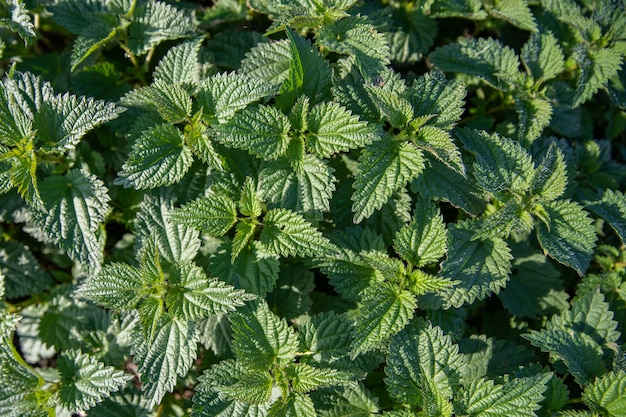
[
  {"x1": 286, "y1": 363, "x2": 343, "y2": 393},
  {"x1": 521, "y1": 31, "x2": 565, "y2": 83},
  {"x1": 211, "y1": 105, "x2": 291, "y2": 160},
  {"x1": 393, "y1": 199, "x2": 447, "y2": 267},
  {"x1": 535, "y1": 199, "x2": 597, "y2": 275},
  {"x1": 33, "y1": 169, "x2": 109, "y2": 268},
  {"x1": 574, "y1": 46, "x2": 624, "y2": 107},
  {"x1": 127, "y1": 0, "x2": 194, "y2": 56},
  {"x1": 169, "y1": 193, "x2": 238, "y2": 237},
  {"x1": 260, "y1": 208, "x2": 332, "y2": 258},
  {"x1": 385, "y1": 319, "x2": 465, "y2": 412},
  {"x1": 582, "y1": 370, "x2": 626, "y2": 416},
  {"x1": 584, "y1": 189, "x2": 626, "y2": 244},
  {"x1": 365, "y1": 85, "x2": 414, "y2": 128},
  {"x1": 531, "y1": 142, "x2": 568, "y2": 201},
  {"x1": 197, "y1": 72, "x2": 276, "y2": 123},
  {"x1": 153, "y1": 38, "x2": 202, "y2": 86},
  {"x1": 116, "y1": 124, "x2": 194, "y2": 189},
  {"x1": 9, "y1": 148, "x2": 42, "y2": 209},
  {"x1": 131, "y1": 316, "x2": 198, "y2": 405},
  {"x1": 135, "y1": 191, "x2": 201, "y2": 263},
  {"x1": 165, "y1": 261, "x2": 254, "y2": 321},
  {"x1": 457, "y1": 128, "x2": 534, "y2": 200},
  {"x1": 352, "y1": 140, "x2": 425, "y2": 223},
  {"x1": 430, "y1": 37, "x2": 521, "y2": 92},
  {"x1": 230, "y1": 301, "x2": 300, "y2": 370},
  {"x1": 0, "y1": 241, "x2": 52, "y2": 299},
  {"x1": 351, "y1": 282, "x2": 417, "y2": 358},
  {"x1": 408, "y1": 71, "x2": 467, "y2": 131},
  {"x1": 306, "y1": 101, "x2": 380, "y2": 158},
  {"x1": 485, "y1": 0, "x2": 538, "y2": 32},
  {"x1": 58, "y1": 349, "x2": 130, "y2": 413},
  {"x1": 421, "y1": 220, "x2": 512, "y2": 309},
  {"x1": 455, "y1": 373, "x2": 550, "y2": 417},
  {"x1": 231, "y1": 220, "x2": 260, "y2": 262}
]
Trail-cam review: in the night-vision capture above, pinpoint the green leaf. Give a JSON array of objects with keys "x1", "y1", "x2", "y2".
[
  {"x1": 267, "y1": 262, "x2": 314, "y2": 321},
  {"x1": 531, "y1": 142, "x2": 568, "y2": 201},
  {"x1": 306, "y1": 102, "x2": 380, "y2": 158},
  {"x1": 414, "y1": 157, "x2": 486, "y2": 216},
  {"x1": 421, "y1": 220, "x2": 512, "y2": 309},
  {"x1": 365, "y1": 84, "x2": 414, "y2": 128},
  {"x1": 169, "y1": 193, "x2": 238, "y2": 237},
  {"x1": 414, "y1": 125, "x2": 465, "y2": 175},
  {"x1": 351, "y1": 282, "x2": 417, "y2": 358},
  {"x1": 299, "y1": 311, "x2": 354, "y2": 369},
  {"x1": 393, "y1": 199, "x2": 447, "y2": 267},
  {"x1": 197, "y1": 72, "x2": 276, "y2": 124},
  {"x1": 210, "y1": 242, "x2": 280, "y2": 297},
  {"x1": 485, "y1": 0, "x2": 538, "y2": 32},
  {"x1": 230, "y1": 301, "x2": 300, "y2": 370},
  {"x1": 0, "y1": 241, "x2": 52, "y2": 299},
  {"x1": 385, "y1": 319, "x2": 465, "y2": 413},
  {"x1": 127, "y1": 0, "x2": 194, "y2": 56},
  {"x1": 455, "y1": 373, "x2": 550, "y2": 417},
  {"x1": 33, "y1": 169, "x2": 109, "y2": 268},
  {"x1": 9, "y1": 148, "x2": 42, "y2": 210},
  {"x1": 134, "y1": 191, "x2": 201, "y2": 263},
  {"x1": 192, "y1": 360, "x2": 271, "y2": 416},
  {"x1": 457, "y1": 128, "x2": 534, "y2": 201},
  {"x1": 211, "y1": 105, "x2": 291, "y2": 160},
  {"x1": 58, "y1": 349, "x2": 130, "y2": 413},
  {"x1": 521, "y1": 31, "x2": 565, "y2": 83},
  {"x1": 574, "y1": 46, "x2": 624, "y2": 107},
  {"x1": 260, "y1": 208, "x2": 332, "y2": 258},
  {"x1": 584, "y1": 189, "x2": 626, "y2": 244},
  {"x1": 240, "y1": 39, "x2": 292, "y2": 89},
  {"x1": 430, "y1": 37, "x2": 521, "y2": 91},
  {"x1": 408, "y1": 72, "x2": 467, "y2": 131},
  {"x1": 260, "y1": 155, "x2": 336, "y2": 219},
  {"x1": 78, "y1": 263, "x2": 144, "y2": 311},
  {"x1": 206, "y1": 30, "x2": 268, "y2": 70},
  {"x1": 121, "y1": 81, "x2": 192, "y2": 123},
  {"x1": 287, "y1": 363, "x2": 342, "y2": 393},
  {"x1": 165, "y1": 261, "x2": 254, "y2": 321},
  {"x1": 278, "y1": 29, "x2": 332, "y2": 109},
  {"x1": 387, "y1": 7, "x2": 437, "y2": 65},
  {"x1": 316, "y1": 16, "x2": 390, "y2": 82},
  {"x1": 268, "y1": 392, "x2": 316, "y2": 417},
  {"x1": 131, "y1": 316, "x2": 198, "y2": 405},
  {"x1": 217, "y1": 369, "x2": 274, "y2": 404},
  {"x1": 153, "y1": 38, "x2": 202, "y2": 86},
  {"x1": 515, "y1": 96, "x2": 553, "y2": 145},
  {"x1": 116, "y1": 124, "x2": 194, "y2": 189},
  {"x1": 352, "y1": 140, "x2": 425, "y2": 223},
  {"x1": 523, "y1": 291, "x2": 619, "y2": 384},
  {"x1": 0, "y1": 0, "x2": 36, "y2": 46},
  {"x1": 498, "y1": 244, "x2": 568, "y2": 318},
  {"x1": 583, "y1": 370, "x2": 626, "y2": 416},
  {"x1": 0, "y1": 339, "x2": 45, "y2": 417},
  {"x1": 535, "y1": 199, "x2": 597, "y2": 275}
]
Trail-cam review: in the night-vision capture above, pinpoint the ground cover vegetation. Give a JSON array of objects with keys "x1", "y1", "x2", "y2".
[{"x1": 1, "y1": 0, "x2": 626, "y2": 415}]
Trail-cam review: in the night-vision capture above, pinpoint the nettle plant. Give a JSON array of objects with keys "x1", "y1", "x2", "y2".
[{"x1": 1, "y1": 0, "x2": 626, "y2": 415}]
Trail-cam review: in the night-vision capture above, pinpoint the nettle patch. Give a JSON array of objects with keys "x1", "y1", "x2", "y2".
[{"x1": 1, "y1": 0, "x2": 626, "y2": 416}]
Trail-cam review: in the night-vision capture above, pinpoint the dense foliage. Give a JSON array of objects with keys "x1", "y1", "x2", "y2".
[{"x1": 1, "y1": 0, "x2": 626, "y2": 415}]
